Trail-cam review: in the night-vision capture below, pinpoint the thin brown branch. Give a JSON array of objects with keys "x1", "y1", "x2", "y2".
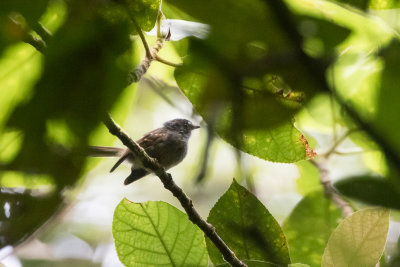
[
  {"x1": 124, "y1": 2, "x2": 151, "y2": 58},
  {"x1": 127, "y1": 37, "x2": 166, "y2": 85},
  {"x1": 102, "y1": 114, "x2": 246, "y2": 267},
  {"x1": 323, "y1": 128, "x2": 359, "y2": 157},
  {"x1": 311, "y1": 159, "x2": 353, "y2": 217}
]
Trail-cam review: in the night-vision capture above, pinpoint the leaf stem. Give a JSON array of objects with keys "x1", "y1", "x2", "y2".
[{"x1": 102, "y1": 114, "x2": 247, "y2": 267}]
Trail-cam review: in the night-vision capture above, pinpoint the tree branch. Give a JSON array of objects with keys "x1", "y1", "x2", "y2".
[
  {"x1": 311, "y1": 159, "x2": 353, "y2": 217},
  {"x1": 127, "y1": 36, "x2": 166, "y2": 85},
  {"x1": 322, "y1": 128, "x2": 359, "y2": 157},
  {"x1": 102, "y1": 114, "x2": 246, "y2": 267}
]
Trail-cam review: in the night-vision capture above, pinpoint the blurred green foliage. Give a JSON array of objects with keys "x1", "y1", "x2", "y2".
[{"x1": 283, "y1": 191, "x2": 342, "y2": 267}]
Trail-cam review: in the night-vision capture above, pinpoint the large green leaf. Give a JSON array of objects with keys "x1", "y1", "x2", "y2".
[
  {"x1": 206, "y1": 179, "x2": 290, "y2": 266},
  {"x1": 175, "y1": 64, "x2": 313, "y2": 163},
  {"x1": 1, "y1": 0, "x2": 133, "y2": 249},
  {"x1": 283, "y1": 191, "x2": 342, "y2": 267},
  {"x1": 335, "y1": 176, "x2": 400, "y2": 209},
  {"x1": 322, "y1": 208, "x2": 389, "y2": 267},
  {"x1": 113, "y1": 199, "x2": 208, "y2": 267}
]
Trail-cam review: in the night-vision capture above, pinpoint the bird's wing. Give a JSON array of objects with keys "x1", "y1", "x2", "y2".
[
  {"x1": 110, "y1": 128, "x2": 168, "y2": 172},
  {"x1": 136, "y1": 128, "x2": 168, "y2": 157}
]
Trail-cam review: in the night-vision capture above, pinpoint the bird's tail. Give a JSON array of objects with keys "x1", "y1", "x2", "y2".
[{"x1": 87, "y1": 146, "x2": 124, "y2": 157}]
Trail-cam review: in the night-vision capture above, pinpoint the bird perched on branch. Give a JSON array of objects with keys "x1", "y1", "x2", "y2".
[{"x1": 89, "y1": 118, "x2": 200, "y2": 185}]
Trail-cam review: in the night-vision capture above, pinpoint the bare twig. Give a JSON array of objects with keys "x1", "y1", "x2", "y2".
[
  {"x1": 103, "y1": 114, "x2": 246, "y2": 267},
  {"x1": 127, "y1": 36, "x2": 166, "y2": 85},
  {"x1": 155, "y1": 55, "x2": 183, "y2": 67},
  {"x1": 125, "y1": 1, "x2": 151, "y2": 58},
  {"x1": 322, "y1": 128, "x2": 359, "y2": 157},
  {"x1": 311, "y1": 159, "x2": 353, "y2": 217}
]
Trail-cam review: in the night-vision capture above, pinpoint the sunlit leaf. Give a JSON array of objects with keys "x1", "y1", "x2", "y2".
[
  {"x1": 335, "y1": 176, "x2": 400, "y2": 209},
  {"x1": 322, "y1": 208, "x2": 389, "y2": 267},
  {"x1": 175, "y1": 63, "x2": 313, "y2": 163},
  {"x1": 283, "y1": 191, "x2": 342, "y2": 267},
  {"x1": 113, "y1": 199, "x2": 208, "y2": 267},
  {"x1": 206, "y1": 179, "x2": 290, "y2": 266}
]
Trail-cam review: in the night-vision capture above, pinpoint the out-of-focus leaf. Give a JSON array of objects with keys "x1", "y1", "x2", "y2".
[
  {"x1": 113, "y1": 199, "x2": 208, "y2": 267},
  {"x1": 298, "y1": 17, "x2": 350, "y2": 58},
  {"x1": 175, "y1": 62, "x2": 314, "y2": 163},
  {"x1": 331, "y1": 0, "x2": 369, "y2": 10},
  {"x1": 283, "y1": 191, "x2": 342, "y2": 267},
  {"x1": 333, "y1": 0, "x2": 400, "y2": 10},
  {"x1": 126, "y1": 0, "x2": 161, "y2": 32},
  {"x1": 0, "y1": 0, "x2": 49, "y2": 26},
  {"x1": 375, "y1": 41, "x2": 400, "y2": 159},
  {"x1": 0, "y1": 188, "x2": 61, "y2": 248},
  {"x1": 322, "y1": 208, "x2": 389, "y2": 267},
  {"x1": 296, "y1": 161, "x2": 321, "y2": 195},
  {"x1": 335, "y1": 176, "x2": 400, "y2": 209},
  {"x1": 1, "y1": 0, "x2": 132, "y2": 249},
  {"x1": 206, "y1": 179, "x2": 290, "y2": 266}
]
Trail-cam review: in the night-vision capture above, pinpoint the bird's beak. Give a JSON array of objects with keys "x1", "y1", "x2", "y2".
[{"x1": 191, "y1": 125, "x2": 200, "y2": 130}]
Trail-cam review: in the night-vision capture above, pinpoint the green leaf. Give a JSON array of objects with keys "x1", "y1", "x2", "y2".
[
  {"x1": 241, "y1": 123, "x2": 310, "y2": 163},
  {"x1": 113, "y1": 199, "x2": 208, "y2": 267},
  {"x1": 322, "y1": 208, "x2": 390, "y2": 267},
  {"x1": 126, "y1": 0, "x2": 161, "y2": 32},
  {"x1": 206, "y1": 179, "x2": 290, "y2": 266},
  {"x1": 296, "y1": 161, "x2": 322, "y2": 195},
  {"x1": 335, "y1": 176, "x2": 400, "y2": 209},
  {"x1": 283, "y1": 191, "x2": 342, "y2": 267},
  {"x1": 175, "y1": 64, "x2": 313, "y2": 163}
]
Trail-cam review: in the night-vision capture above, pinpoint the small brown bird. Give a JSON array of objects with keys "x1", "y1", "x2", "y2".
[{"x1": 89, "y1": 118, "x2": 200, "y2": 185}]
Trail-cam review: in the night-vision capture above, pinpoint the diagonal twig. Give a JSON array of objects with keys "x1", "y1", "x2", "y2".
[
  {"x1": 310, "y1": 159, "x2": 353, "y2": 217},
  {"x1": 102, "y1": 114, "x2": 246, "y2": 267}
]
